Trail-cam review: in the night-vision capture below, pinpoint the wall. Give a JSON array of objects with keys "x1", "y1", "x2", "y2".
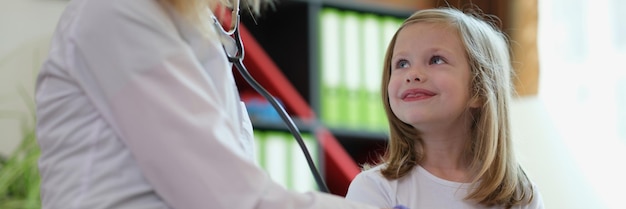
[
  {"x1": 0, "y1": 0, "x2": 68, "y2": 156},
  {"x1": 511, "y1": 97, "x2": 610, "y2": 209}
]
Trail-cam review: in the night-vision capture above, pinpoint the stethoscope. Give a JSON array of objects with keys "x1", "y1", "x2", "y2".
[{"x1": 211, "y1": 0, "x2": 330, "y2": 193}]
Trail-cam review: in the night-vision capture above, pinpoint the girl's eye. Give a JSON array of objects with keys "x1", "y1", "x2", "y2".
[
  {"x1": 395, "y1": 59, "x2": 410, "y2": 69},
  {"x1": 429, "y1": 56, "x2": 446, "y2": 65}
]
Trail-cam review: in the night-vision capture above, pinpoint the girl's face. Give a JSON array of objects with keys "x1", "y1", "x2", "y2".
[{"x1": 388, "y1": 22, "x2": 478, "y2": 132}]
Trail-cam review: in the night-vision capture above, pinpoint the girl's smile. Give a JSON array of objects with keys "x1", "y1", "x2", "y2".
[{"x1": 400, "y1": 88, "x2": 436, "y2": 101}]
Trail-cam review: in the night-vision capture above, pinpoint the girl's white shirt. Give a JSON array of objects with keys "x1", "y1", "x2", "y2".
[
  {"x1": 346, "y1": 164, "x2": 545, "y2": 209},
  {"x1": 35, "y1": 0, "x2": 377, "y2": 208}
]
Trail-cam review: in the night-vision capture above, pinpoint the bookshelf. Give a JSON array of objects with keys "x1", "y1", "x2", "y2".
[{"x1": 236, "y1": 0, "x2": 416, "y2": 196}]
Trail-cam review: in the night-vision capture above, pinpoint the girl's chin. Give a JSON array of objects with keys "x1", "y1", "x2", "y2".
[{"x1": 399, "y1": 115, "x2": 429, "y2": 126}]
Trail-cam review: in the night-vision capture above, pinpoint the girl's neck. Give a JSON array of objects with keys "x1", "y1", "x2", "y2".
[
  {"x1": 419, "y1": 129, "x2": 472, "y2": 182},
  {"x1": 416, "y1": 109, "x2": 475, "y2": 182}
]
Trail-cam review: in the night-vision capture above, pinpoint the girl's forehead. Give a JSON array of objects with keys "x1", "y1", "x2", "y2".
[
  {"x1": 394, "y1": 22, "x2": 462, "y2": 49},
  {"x1": 399, "y1": 22, "x2": 457, "y2": 36},
  {"x1": 391, "y1": 22, "x2": 470, "y2": 64}
]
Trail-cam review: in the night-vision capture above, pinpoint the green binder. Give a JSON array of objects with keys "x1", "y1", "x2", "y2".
[{"x1": 319, "y1": 8, "x2": 343, "y2": 128}]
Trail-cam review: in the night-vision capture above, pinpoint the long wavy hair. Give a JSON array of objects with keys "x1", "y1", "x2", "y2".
[{"x1": 378, "y1": 7, "x2": 534, "y2": 208}]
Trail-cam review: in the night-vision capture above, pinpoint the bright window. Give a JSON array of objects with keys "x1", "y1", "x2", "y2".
[{"x1": 538, "y1": 0, "x2": 626, "y2": 208}]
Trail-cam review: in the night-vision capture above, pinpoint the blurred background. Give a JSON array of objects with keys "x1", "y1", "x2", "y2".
[{"x1": 1, "y1": 0, "x2": 624, "y2": 208}]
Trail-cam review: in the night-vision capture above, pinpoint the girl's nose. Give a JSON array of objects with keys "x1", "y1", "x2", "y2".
[
  {"x1": 405, "y1": 70, "x2": 424, "y2": 83},
  {"x1": 405, "y1": 76, "x2": 421, "y2": 83}
]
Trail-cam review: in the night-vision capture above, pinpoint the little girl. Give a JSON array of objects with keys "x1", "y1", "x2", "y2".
[{"x1": 345, "y1": 7, "x2": 544, "y2": 209}]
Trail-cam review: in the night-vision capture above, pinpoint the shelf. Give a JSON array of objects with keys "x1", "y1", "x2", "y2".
[
  {"x1": 329, "y1": 128, "x2": 388, "y2": 142},
  {"x1": 250, "y1": 117, "x2": 317, "y2": 133},
  {"x1": 289, "y1": 0, "x2": 417, "y2": 17}
]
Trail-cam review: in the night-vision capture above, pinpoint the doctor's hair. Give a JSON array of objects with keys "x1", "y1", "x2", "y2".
[
  {"x1": 165, "y1": 0, "x2": 271, "y2": 27},
  {"x1": 378, "y1": 7, "x2": 533, "y2": 208}
]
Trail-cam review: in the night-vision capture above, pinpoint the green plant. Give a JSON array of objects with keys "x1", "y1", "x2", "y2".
[{"x1": 0, "y1": 86, "x2": 41, "y2": 209}]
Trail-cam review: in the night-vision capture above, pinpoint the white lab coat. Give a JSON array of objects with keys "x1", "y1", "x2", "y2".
[{"x1": 35, "y1": 0, "x2": 378, "y2": 208}]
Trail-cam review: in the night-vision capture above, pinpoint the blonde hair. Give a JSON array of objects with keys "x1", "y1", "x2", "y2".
[
  {"x1": 164, "y1": 0, "x2": 266, "y2": 34},
  {"x1": 378, "y1": 7, "x2": 533, "y2": 208}
]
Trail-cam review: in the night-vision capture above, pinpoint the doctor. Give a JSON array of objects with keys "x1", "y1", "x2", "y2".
[{"x1": 35, "y1": 0, "x2": 388, "y2": 208}]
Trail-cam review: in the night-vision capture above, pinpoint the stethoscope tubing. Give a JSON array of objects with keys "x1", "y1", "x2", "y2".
[{"x1": 213, "y1": 7, "x2": 331, "y2": 193}]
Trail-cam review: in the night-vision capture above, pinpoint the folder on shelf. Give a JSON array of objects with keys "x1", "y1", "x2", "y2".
[
  {"x1": 255, "y1": 130, "x2": 320, "y2": 192},
  {"x1": 289, "y1": 133, "x2": 319, "y2": 192},
  {"x1": 254, "y1": 131, "x2": 266, "y2": 168},
  {"x1": 362, "y1": 13, "x2": 383, "y2": 130},
  {"x1": 319, "y1": 8, "x2": 343, "y2": 128},
  {"x1": 341, "y1": 11, "x2": 363, "y2": 129},
  {"x1": 261, "y1": 131, "x2": 290, "y2": 189}
]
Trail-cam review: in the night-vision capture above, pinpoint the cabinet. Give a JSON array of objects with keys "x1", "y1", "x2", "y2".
[{"x1": 235, "y1": 0, "x2": 417, "y2": 196}]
